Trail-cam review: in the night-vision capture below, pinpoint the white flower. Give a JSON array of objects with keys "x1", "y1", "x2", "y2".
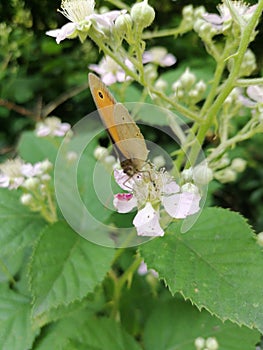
[
  {"x1": 143, "y1": 47, "x2": 176, "y2": 67},
  {"x1": 35, "y1": 117, "x2": 71, "y2": 138},
  {"x1": 89, "y1": 56, "x2": 134, "y2": 85},
  {"x1": 0, "y1": 158, "x2": 25, "y2": 189},
  {"x1": 113, "y1": 167, "x2": 201, "y2": 237},
  {"x1": 0, "y1": 157, "x2": 53, "y2": 190},
  {"x1": 203, "y1": 1, "x2": 257, "y2": 32},
  {"x1": 46, "y1": 0, "x2": 124, "y2": 43}
]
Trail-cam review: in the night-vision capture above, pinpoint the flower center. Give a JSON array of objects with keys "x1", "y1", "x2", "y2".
[{"x1": 60, "y1": 0, "x2": 95, "y2": 23}]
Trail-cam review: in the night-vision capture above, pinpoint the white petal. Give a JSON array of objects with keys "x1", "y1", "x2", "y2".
[
  {"x1": 114, "y1": 169, "x2": 134, "y2": 190},
  {"x1": 113, "y1": 193, "x2": 137, "y2": 213},
  {"x1": 46, "y1": 23, "x2": 76, "y2": 44},
  {"x1": 133, "y1": 202, "x2": 164, "y2": 237},
  {"x1": 163, "y1": 192, "x2": 201, "y2": 219}
]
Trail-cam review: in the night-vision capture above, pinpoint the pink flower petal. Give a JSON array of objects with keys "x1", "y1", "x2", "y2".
[
  {"x1": 203, "y1": 13, "x2": 223, "y2": 25},
  {"x1": 102, "y1": 72, "x2": 117, "y2": 85},
  {"x1": 133, "y1": 202, "x2": 164, "y2": 237},
  {"x1": 0, "y1": 174, "x2": 10, "y2": 188},
  {"x1": 247, "y1": 85, "x2": 263, "y2": 103},
  {"x1": 163, "y1": 192, "x2": 201, "y2": 219},
  {"x1": 160, "y1": 54, "x2": 176, "y2": 67},
  {"x1": 162, "y1": 180, "x2": 180, "y2": 194},
  {"x1": 113, "y1": 193, "x2": 137, "y2": 213}
]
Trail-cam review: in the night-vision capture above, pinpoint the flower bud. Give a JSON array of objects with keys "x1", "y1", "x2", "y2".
[
  {"x1": 181, "y1": 168, "x2": 193, "y2": 182},
  {"x1": 182, "y1": 5, "x2": 193, "y2": 18},
  {"x1": 172, "y1": 81, "x2": 183, "y2": 92},
  {"x1": 131, "y1": 0, "x2": 155, "y2": 29},
  {"x1": 231, "y1": 158, "x2": 246, "y2": 173},
  {"x1": 180, "y1": 68, "x2": 196, "y2": 89},
  {"x1": 41, "y1": 174, "x2": 51, "y2": 182},
  {"x1": 94, "y1": 146, "x2": 108, "y2": 160},
  {"x1": 104, "y1": 155, "x2": 116, "y2": 167},
  {"x1": 154, "y1": 79, "x2": 167, "y2": 91},
  {"x1": 193, "y1": 163, "x2": 213, "y2": 185},
  {"x1": 23, "y1": 177, "x2": 39, "y2": 190},
  {"x1": 66, "y1": 151, "x2": 78, "y2": 163},
  {"x1": 257, "y1": 232, "x2": 263, "y2": 247},
  {"x1": 194, "y1": 337, "x2": 205, "y2": 350},
  {"x1": 194, "y1": 6, "x2": 206, "y2": 18},
  {"x1": 40, "y1": 159, "x2": 53, "y2": 172},
  {"x1": 195, "y1": 80, "x2": 206, "y2": 93},
  {"x1": 152, "y1": 155, "x2": 166, "y2": 168},
  {"x1": 205, "y1": 337, "x2": 219, "y2": 350},
  {"x1": 144, "y1": 63, "x2": 157, "y2": 82},
  {"x1": 115, "y1": 13, "x2": 132, "y2": 33},
  {"x1": 20, "y1": 193, "x2": 33, "y2": 206},
  {"x1": 215, "y1": 168, "x2": 236, "y2": 183}
]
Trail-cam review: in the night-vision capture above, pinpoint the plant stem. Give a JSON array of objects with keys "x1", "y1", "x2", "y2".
[{"x1": 187, "y1": 1, "x2": 263, "y2": 166}]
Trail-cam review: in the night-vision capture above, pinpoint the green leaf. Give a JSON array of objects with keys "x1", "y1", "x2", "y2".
[
  {"x1": 36, "y1": 310, "x2": 142, "y2": 350},
  {"x1": 140, "y1": 207, "x2": 263, "y2": 333},
  {"x1": 144, "y1": 299, "x2": 260, "y2": 350},
  {"x1": 0, "y1": 286, "x2": 40, "y2": 350},
  {"x1": 17, "y1": 131, "x2": 60, "y2": 163},
  {"x1": 0, "y1": 188, "x2": 46, "y2": 258},
  {"x1": 29, "y1": 221, "x2": 114, "y2": 317}
]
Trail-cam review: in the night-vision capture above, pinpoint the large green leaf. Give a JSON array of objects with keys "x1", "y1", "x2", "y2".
[
  {"x1": 36, "y1": 310, "x2": 142, "y2": 350},
  {"x1": 140, "y1": 207, "x2": 263, "y2": 332},
  {"x1": 29, "y1": 221, "x2": 114, "y2": 317},
  {"x1": 0, "y1": 188, "x2": 46, "y2": 258},
  {"x1": 144, "y1": 299, "x2": 260, "y2": 350},
  {"x1": 18, "y1": 131, "x2": 60, "y2": 163},
  {"x1": 0, "y1": 286, "x2": 39, "y2": 350}
]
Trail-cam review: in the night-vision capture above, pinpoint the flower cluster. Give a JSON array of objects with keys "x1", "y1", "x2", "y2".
[
  {"x1": 171, "y1": 68, "x2": 206, "y2": 107},
  {"x1": 0, "y1": 158, "x2": 57, "y2": 222},
  {"x1": 113, "y1": 165, "x2": 201, "y2": 237},
  {"x1": 46, "y1": 0, "x2": 125, "y2": 44},
  {"x1": 89, "y1": 56, "x2": 134, "y2": 85},
  {"x1": 35, "y1": 116, "x2": 71, "y2": 138},
  {"x1": 210, "y1": 156, "x2": 247, "y2": 183}
]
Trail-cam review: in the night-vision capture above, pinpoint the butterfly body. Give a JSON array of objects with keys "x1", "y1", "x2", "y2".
[{"x1": 88, "y1": 73, "x2": 149, "y2": 176}]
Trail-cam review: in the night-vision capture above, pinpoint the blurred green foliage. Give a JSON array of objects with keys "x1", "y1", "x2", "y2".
[{"x1": 0, "y1": 0, "x2": 262, "y2": 231}]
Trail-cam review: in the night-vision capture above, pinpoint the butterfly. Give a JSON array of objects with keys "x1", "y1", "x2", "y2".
[{"x1": 88, "y1": 73, "x2": 149, "y2": 176}]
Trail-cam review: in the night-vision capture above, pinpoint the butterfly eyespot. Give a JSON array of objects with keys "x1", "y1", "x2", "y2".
[{"x1": 98, "y1": 90, "x2": 104, "y2": 99}]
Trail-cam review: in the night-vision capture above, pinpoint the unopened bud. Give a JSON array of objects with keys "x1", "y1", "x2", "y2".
[
  {"x1": 194, "y1": 337, "x2": 205, "y2": 350},
  {"x1": 23, "y1": 177, "x2": 39, "y2": 190},
  {"x1": 257, "y1": 232, "x2": 263, "y2": 247},
  {"x1": 20, "y1": 193, "x2": 33, "y2": 206},
  {"x1": 94, "y1": 146, "x2": 108, "y2": 160},
  {"x1": 231, "y1": 158, "x2": 246, "y2": 173},
  {"x1": 115, "y1": 13, "x2": 132, "y2": 33},
  {"x1": 193, "y1": 163, "x2": 213, "y2": 185},
  {"x1": 205, "y1": 337, "x2": 219, "y2": 350},
  {"x1": 154, "y1": 79, "x2": 167, "y2": 91},
  {"x1": 180, "y1": 68, "x2": 196, "y2": 89},
  {"x1": 131, "y1": 0, "x2": 155, "y2": 29}
]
